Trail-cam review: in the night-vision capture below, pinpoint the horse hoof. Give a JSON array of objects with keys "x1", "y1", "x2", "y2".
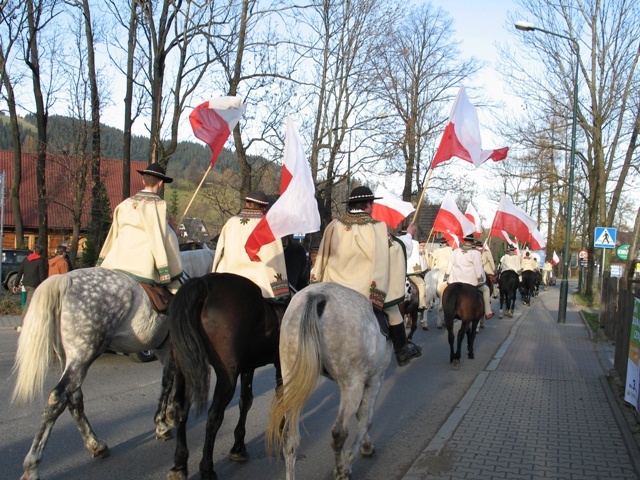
[
  {"x1": 499, "y1": 312, "x2": 504, "y2": 319},
  {"x1": 422, "y1": 324, "x2": 428, "y2": 331},
  {"x1": 92, "y1": 445, "x2": 110, "y2": 459},
  {"x1": 167, "y1": 469, "x2": 188, "y2": 480},
  {"x1": 468, "y1": 352, "x2": 475, "y2": 359},
  {"x1": 361, "y1": 441, "x2": 375, "y2": 457},
  {"x1": 452, "y1": 359, "x2": 460, "y2": 369},
  {"x1": 156, "y1": 429, "x2": 173, "y2": 441}
]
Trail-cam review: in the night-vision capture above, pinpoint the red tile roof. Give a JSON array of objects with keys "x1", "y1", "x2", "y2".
[{"x1": 0, "y1": 150, "x2": 146, "y2": 230}]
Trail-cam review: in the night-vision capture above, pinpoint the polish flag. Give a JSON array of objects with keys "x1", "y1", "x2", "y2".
[
  {"x1": 490, "y1": 194, "x2": 546, "y2": 251},
  {"x1": 245, "y1": 117, "x2": 321, "y2": 261},
  {"x1": 371, "y1": 186, "x2": 415, "y2": 228},
  {"x1": 431, "y1": 86, "x2": 509, "y2": 169},
  {"x1": 464, "y1": 202, "x2": 483, "y2": 238},
  {"x1": 432, "y1": 192, "x2": 477, "y2": 240},
  {"x1": 189, "y1": 96, "x2": 246, "y2": 166},
  {"x1": 489, "y1": 228, "x2": 520, "y2": 254},
  {"x1": 552, "y1": 251, "x2": 560, "y2": 265}
]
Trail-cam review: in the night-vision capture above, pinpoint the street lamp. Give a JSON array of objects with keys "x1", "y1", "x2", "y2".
[{"x1": 515, "y1": 21, "x2": 579, "y2": 324}]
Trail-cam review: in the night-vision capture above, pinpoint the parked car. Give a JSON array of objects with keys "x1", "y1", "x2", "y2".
[{"x1": 2, "y1": 249, "x2": 31, "y2": 290}]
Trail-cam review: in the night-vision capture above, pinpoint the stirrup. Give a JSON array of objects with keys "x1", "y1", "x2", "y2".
[{"x1": 395, "y1": 341, "x2": 422, "y2": 367}]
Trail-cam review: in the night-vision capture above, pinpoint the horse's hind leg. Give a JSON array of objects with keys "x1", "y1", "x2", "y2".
[
  {"x1": 332, "y1": 382, "x2": 364, "y2": 480},
  {"x1": 199, "y1": 374, "x2": 237, "y2": 480},
  {"x1": 155, "y1": 348, "x2": 175, "y2": 440},
  {"x1": 467, "y1": 322, "x2": 479, "y2": 359},
  {"x1": 230, "y1": 371, "x2": 254, "y2": 462},
  {"x1": 356, "y1": 375, "x2": 384, "y2": 459},
  {"x1": 22, "y1": 368, "x2": 105, "y2": 480},
  {"x1": 68, "y1": 387, "x2": 110, "y2": 458},
  {"x1": 168, "y1": 367, "x2": 191, "y2": 480}
]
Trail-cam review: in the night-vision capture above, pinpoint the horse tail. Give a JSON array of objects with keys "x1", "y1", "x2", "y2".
[
  {"x1": 266, "y1": 292, "x2": 326, "y2": 456},
  {"x1": 12, "y1": 275, "x2": 70, "y2": 406},
  {"x1": 169, "y1": 276, "x2": 211, "y2": 414},
  {"x1": 443, "y1": 282, "x2": 461, "y2": 320}
]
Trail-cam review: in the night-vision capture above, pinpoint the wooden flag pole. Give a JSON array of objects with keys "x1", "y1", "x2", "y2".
[
  {"x1": 179, "y1": 164, "x2": 213, "y2": 226},
  {"x1": 411, "y1": 168, "x2": 434, "y2": 226}
]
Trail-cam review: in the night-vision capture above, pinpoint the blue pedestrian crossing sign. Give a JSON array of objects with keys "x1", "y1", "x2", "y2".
[{"x1": 594, "y1": 227, "x2": 616, "y2": 249}]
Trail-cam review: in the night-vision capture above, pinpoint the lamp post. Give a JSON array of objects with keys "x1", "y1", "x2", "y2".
[{"x1": 515, "y1": 21, "x2": 579, "y2": 324}]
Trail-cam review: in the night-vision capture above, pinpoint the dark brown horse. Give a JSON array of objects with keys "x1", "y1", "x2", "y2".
[
  {"x1": 167, "y1": 273, "x2": 286, "y2": 480},
  {"x1": 167, "y1": 245, "x2": 309, "y2": 480},
  {"x1": 442, "y1": 282, "x2": 484, "y2": 369}
]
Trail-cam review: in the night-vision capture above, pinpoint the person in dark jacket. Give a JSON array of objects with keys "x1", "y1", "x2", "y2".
[{"x1": 12, "y1": 244, "x2": 47, "y2": 330}]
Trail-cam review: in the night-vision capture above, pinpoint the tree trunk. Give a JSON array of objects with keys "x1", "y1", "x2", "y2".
[
  {"x1": 122, "y1": 0, "x2": 138, "y2": 200},
  {"x1": 0, "y1": 50, "x2": 26, "y2": 248},
  {"x1": 26, "y1": 0, "x2": 48, "y2": 252}
]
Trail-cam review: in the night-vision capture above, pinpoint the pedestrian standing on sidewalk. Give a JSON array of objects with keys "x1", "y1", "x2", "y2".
[
  {"x1": 12, "y1": 244, "x2": 47, "y2": 331},
  {"x1": 48, "y1": 245, "x2": 71, "y2": 277}
]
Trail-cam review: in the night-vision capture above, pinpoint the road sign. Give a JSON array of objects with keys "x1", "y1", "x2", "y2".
[
  {"x1": 578, "y1": 250, "x2": 588, "y2": 259},
  {"x1": 594, "y1": 227, "x2": 616, "y2": 249},
  {"x1": 616, "y1": 244, "x2": 630, "y2": 261}
]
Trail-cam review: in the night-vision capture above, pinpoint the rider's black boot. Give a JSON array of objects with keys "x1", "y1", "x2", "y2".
[{"x1": 388, "y1": 324, "x2": 422, "y2": 367}]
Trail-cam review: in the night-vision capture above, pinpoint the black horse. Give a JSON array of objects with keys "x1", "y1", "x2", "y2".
[
  {"x1": 167, "y1": 247, "x2": 309, "y2": 480},
  {"x1": 400, "y1": 277, "x2": 420, "y2": 340},
  {"x1": 520, "y1": 270, "x2": 536, "y2": 306},
  {"x1": 533, "y1": 270, "x2": 542, "y2": 297},
  {"x1": 499, "y1": 270, "x2": 519, "y2": 318},
  {"x1": 442, "y1": 282, "x2": 484, "y2": 368}
]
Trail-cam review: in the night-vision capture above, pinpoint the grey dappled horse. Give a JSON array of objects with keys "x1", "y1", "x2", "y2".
[
  {"x1": 266, "y1": 283, "x2": 392, "y2": 480},
  {"x1": 11, "y1": 250, "x2": 213, "y2": 480}
]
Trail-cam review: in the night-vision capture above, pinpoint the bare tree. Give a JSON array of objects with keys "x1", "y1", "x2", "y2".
[
  {"x1": 0, "y1": 0, "x2": 28, "y2": 248},
  {"x1": 104, "y1": 0, "x2": 146, "y2": 199},
  {"x1": 292, "y1": 0, "x2": 399, "y2": 225},
  {"x1": 23, "y1": 0, "x2": 62, "y2": 252},
  {"x1": 200, "y1": 0, "x2": 302, "y2": 209},
  {"x1": 506, "y1": 0, "x2": 640, "y2": 297},
  {"x1": 371, "y1": 4, "x2": 479, "y2": 202},
  {"x1": 137, "y1": 0, "x2": 222, "y2": 175}
]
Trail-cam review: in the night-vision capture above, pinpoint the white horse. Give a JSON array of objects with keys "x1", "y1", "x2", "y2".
[
  {"x1": 266, "y1": 283, "x2": 392, "y2": 480},
  {"x1": 11, "y1": 250, "x2": 213, "y2": 480}
]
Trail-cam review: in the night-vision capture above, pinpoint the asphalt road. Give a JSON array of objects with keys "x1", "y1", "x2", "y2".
[{"x1": 0, "y1": 307, "x2": 520, "y2": 480}]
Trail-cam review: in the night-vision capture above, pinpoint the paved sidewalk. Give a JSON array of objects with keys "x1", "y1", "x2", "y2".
[
  {"x1": 0, "y1": 314, "x2": 20, "y2": 329},
  {"x1": 403, "y1": 281, "x2": 640, "y2": 480}
]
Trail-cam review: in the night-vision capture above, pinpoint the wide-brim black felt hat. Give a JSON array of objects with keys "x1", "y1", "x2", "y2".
[
  {"x1": 343, "y1": 186, "x2": 382, "y2": 204},
  {"x1": 137, "y1": 163, "x2": 173, "y2": 183},
  {"x1": 463, "y1": 234, "x2": 476, "y2": 243},
  {"x1": 508, "y1": 245, "x2": 517, "y2": 251},
  {"x1": 243, "y1": 190, "x2": 270, "y2": 206}
]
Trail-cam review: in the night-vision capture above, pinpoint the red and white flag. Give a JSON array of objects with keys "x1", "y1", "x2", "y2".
[
  {"x1": 189, "y1": 96, "x2": 246, "y2": 166},
  {"x1": 371, "y1": 186, "x2": 415, "y2": 228},
  {"x1": 490, "y1": 229, "x2": 520, "y2": 254},
  {"x1": 552, "y1": 251, "x2": 560, "y2": 265},
  {"x1": 245, "y1": 117, "x2": 320, "y2": 261},
  {"x1": 490, "y1": 194, "x2": 546, "y2": 251},
  {"x1": 432, "y1": 192, "x2": 477, "y2": 241},
  {"x1": 464, "y1": 202, "x2": 483, "y2": 238},
  {"x1": 431, "y1": 86, "x2": 509, "y2": 169}
]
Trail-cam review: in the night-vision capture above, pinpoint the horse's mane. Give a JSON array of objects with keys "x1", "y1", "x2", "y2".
[{"x1": 180, "y1": 249, "x2": 215, "y2": 278}]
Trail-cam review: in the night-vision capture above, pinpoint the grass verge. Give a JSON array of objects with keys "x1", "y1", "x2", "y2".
[{"x1": 0, "y1": 295, "x2": 23, "y2": 315}]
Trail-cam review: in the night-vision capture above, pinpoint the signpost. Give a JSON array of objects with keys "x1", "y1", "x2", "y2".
[
  {"x1": 595, "y1": 227, "x2": 617, "y2": 305},
  {"x1": 617, "y1": 244, "x2": 630, "y2": 262}
]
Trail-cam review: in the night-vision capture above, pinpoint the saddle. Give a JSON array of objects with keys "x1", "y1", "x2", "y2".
[{"x1": 138, "y1": 281, "x2": 174, "y2": 313}]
